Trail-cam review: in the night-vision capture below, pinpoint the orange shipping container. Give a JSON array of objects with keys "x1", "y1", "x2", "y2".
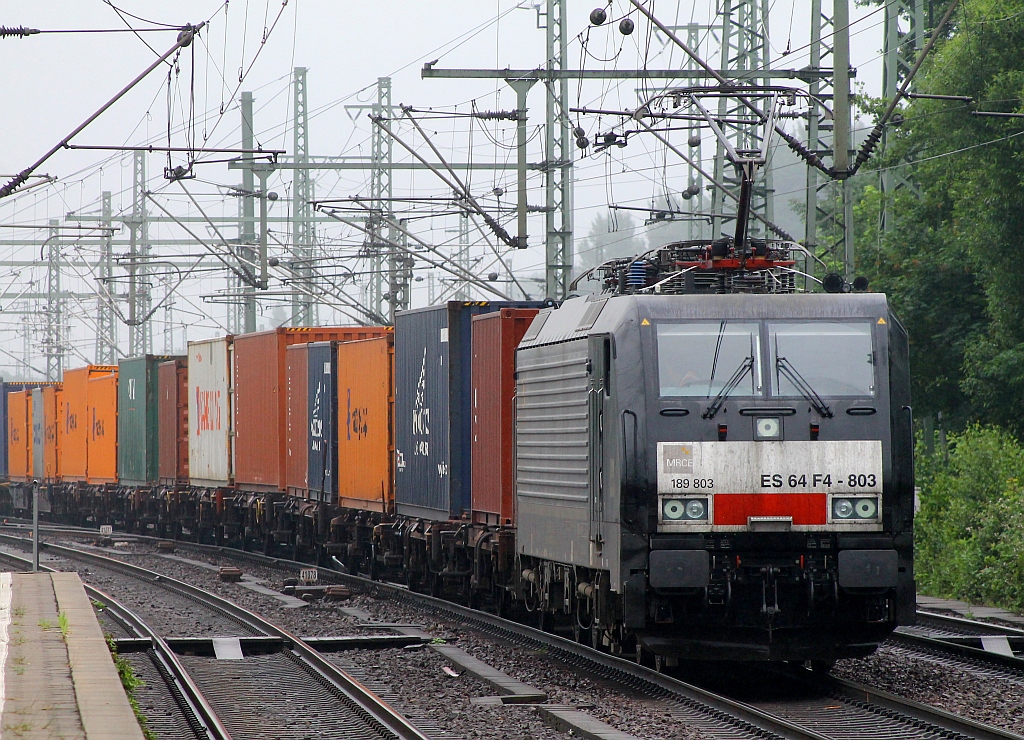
[
  {"x1": 87, "y1": 373, "x2": 118, "y2": 484},
  {"x1": 42, "y1": 385, "x2": 60, "y2": 482},
  {"x1": 7, "y1": 390, "x2": 30, "y2": 482},
  {"x1": 233, "y1": 327, "x2": 391, "y2": 492},
  {"x1": 336, "y1": 336, "x2": 394, "y2": 512},
  {"x1": 62, "y1": 366, "x2": 117, "y2": 483}
]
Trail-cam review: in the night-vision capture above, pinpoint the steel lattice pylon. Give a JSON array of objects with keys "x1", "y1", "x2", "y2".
[
  {"x1": 544, "y1": 0, "x2": 573, "y2": 300},
  {"x1": 44, "y1": 219, "x2": 64, "y2": 381},
  {"x1": 95, "y1": 191, "x2": 117, "y2": 364},
  {"x1": 292, "y1": 67, "x2": 316, "y2": 326},
  {"x1": 879, "y1": 0, "x2": 925, "y2": 232},
  {"x1": 364, "y1": 77, "x2": 393, "y2": 321},
  {"x1": 803, "y1": 0, "x2": 856, "y2": 278},
  {"x1": 128, "y1": 150, "x2": 151, "y2": 356},
  {"x1": 710, "y1": 0, "x2": 774, "y2": 239}
]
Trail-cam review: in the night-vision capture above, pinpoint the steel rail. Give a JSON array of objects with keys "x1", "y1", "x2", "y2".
[
  {"x1": 887, "y1": 610, "x2": 1024, "y2": 674},
  {"x1": 818, "y1": 672, "x2": 1021, "y2": 740},
  {"x1": 346, "y1": 575, "x2": 1024, "y2": 740},
  {"x1": 0, "y1": 546, "x2": 232, "y2": 740},
  {"x1": 0, "y1": 528, "x2": 825, "y2": 740},
  {"x1": 175, "y1": 539, "x2": 1024, "y2": 740},
  {"x1": 11, "y1": 524, "x2": 1024, "y2": 740},
  {"x1": 915, "y1": 609, "x2": 1024, "y2": 637},
  {"x1": 0, "y1": 533, "x2": 430, "y2": 740},
  {"x1": 194, "y1": 547, "x2": 1024, "y2": 740}
]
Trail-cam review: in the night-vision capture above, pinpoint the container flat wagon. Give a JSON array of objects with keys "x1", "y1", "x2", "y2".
[{"x1": 4, "y1": 274, "x2": 914, "y2": 666}]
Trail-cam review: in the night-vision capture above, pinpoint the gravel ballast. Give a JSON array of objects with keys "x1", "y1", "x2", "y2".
[{"x1": 34, "y1": 534, "x2": 1024, "y2": 739}]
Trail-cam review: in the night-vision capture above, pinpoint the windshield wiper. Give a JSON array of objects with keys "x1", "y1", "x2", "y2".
[
  {"x1": 776, "y1": 356, "x2": 833, "y2": 418},
  {"x1": 702, "y1": 356, "x2": 754, "y2": 419}
]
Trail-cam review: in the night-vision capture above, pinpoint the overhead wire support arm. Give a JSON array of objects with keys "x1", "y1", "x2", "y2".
[
  {"x1": 635, "y1": 119, "x2": 796, "y2": 242},
  {"x1": 0, "y1": 21, "x2": 205, "y2": 200},
  {"x1": 373, "y1": 112, "x2": 520, "y2": 249},
  {"x1": 399, "y1": 106, "x2": 532, "y2": 283},
  {"x1": 317, "y1": 205, "x2": 513, "y2": 301},
  {"x1": 627, "y1": 0, "x2": 838, "y2": 179},
  {"x1": 849, "y1": 0, "x2": 961, "y2": 176},
  {"x1": 143, "y1": 191, "x2": 255, "y2": 286},
  {"x1": 63, "y1": 145, "x2": 284, "y2": 157},
  {"x1": 970, "y1": 111, "x2": 1024, "y2": 119}
]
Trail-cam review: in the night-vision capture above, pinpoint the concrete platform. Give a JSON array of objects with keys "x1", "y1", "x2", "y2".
[
  {"x1": 917, "y1": 594, "x2": 1024, "y2": 627},
  {"x1": 1, "y1": 572, "x2": 144, "y2": 739}
]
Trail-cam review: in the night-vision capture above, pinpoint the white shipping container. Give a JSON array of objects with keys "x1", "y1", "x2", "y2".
[{"x1": 188, "y1": 337, "x2": 233, "y2": 486}]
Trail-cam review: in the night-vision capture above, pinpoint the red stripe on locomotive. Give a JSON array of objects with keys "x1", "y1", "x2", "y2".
[{"x1": 713, "y1": 493, "x2": 827, "y2": 526}]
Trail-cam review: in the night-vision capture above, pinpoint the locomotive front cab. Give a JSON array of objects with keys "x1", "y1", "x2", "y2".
[{"x1": 618, "y1": 293, "x2": 915, "y2": 663}]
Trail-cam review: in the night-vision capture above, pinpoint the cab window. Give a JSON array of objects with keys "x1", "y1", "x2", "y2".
[{"x1": 657, "y1": 322, "x2": 762, "y2": 397}]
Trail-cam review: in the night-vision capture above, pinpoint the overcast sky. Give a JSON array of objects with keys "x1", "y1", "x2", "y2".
[{"x1": 0, "y1": 1, "x2": 889, "y2": 377}]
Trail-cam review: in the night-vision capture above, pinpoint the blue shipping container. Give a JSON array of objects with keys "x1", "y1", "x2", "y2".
[
  {"x1": 307, "y1": 342, "x2": 336, "y2": 503},
  {"x1": 394, "y1": 301, "x2": 545, "y2": 520}
]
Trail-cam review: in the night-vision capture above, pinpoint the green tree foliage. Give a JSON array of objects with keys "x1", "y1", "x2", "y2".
[
  {"x1": 857, "y1": 0, "x2": 1024, "y2": 432},
  {"x1": 916, "y1": 425, "x2": 1024, "y2": 610}
]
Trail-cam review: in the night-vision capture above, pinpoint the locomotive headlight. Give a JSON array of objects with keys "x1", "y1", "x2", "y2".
[
  {"x1": 755, "y1": 416, "x2": 782, "y2": 440},
  {"x1": 855, "y1": 497, "x2": 878, "y2": 519},
  {"x1": 685, "y1": 499, "x2": 706, "y2": 519},
  {"x1": 832, "y1": 496, "x2": 880, "y2": 521},
  {"x1": 663, "y1": 499, "x2": 687, "y2": 520},
  {"x1": 834, "y1": 498, "x2": 855, "y2": 519},
  {"x1": 661, "y1": 497, "x2": 710, "y2": 522}
]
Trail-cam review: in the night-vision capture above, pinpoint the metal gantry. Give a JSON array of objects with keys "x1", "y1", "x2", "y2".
[
  {"x1": 364, "y1": 76, "x2": 394, "y2": 321},
  {"x1": 709, "y1": 0, "x2": 775, "y2": 239},
  {"x1": 95, "y1": 191, "x2": 117, "y2": 364},
  {"x1": 879, "y1": 0, "x2": 925, "y2": 232},
  {"x1": 43, "y1": 219, "x2": 63, "y2": 381},
  {"x1": 803, "y1": 0, "x2": 855, "y2": 277},
  {"x1": 684, "y1": 23, "x2": 708, "y2": 241},
  {"x1": 127, "y1": 150, "x2": 152, "y2": 356},
  {"x1": 292, "y1": 67, "x2": 316, "y2": 326},
  {"x1": 238, "y1": 91, "x2": 258, "y2": 334},
  {"x1": 0, "y1": 2, "x2": 916, "y2": 377},
  {"x1": 542, "y1": 0, "x2": 574, "y2": 300}
]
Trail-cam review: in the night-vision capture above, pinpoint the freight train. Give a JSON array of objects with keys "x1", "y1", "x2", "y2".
[{"x1": 1, "y1": 238, "x2": 914, "y2": 667}]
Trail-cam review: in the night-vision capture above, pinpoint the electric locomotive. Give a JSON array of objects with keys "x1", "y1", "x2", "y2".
[{"x1": 512, "y1": 238, "x2": 914, "y2": 664}]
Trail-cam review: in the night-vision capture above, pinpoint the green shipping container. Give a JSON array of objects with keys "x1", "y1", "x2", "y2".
[{"x1": 118, "y1": 355, "x2": 181, "y2": 485}]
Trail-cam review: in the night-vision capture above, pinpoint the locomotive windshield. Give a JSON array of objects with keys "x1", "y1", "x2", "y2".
[
  {"x1": 769, "y1": 322, "x2": 875, "y2": 397},
  {"x1": 657, "y1": 322, "x2": 761, "y2": 397}
]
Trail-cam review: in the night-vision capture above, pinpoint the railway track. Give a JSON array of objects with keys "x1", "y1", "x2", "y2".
[
  {"x1": 0, "y1": 531, "x2": 429, "y2": 740},
  {"x1": 0, "y1": 546, "x2": 231, "y2": 740},
  {"x1": 3, "y1": 524, "x2": 1020, "y2": 740},
  {"x1": 885, "y1": 610, "x2": 1024, "y2": 680}
]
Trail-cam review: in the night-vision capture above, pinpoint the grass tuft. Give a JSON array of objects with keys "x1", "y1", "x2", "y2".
[{"x1": 105, "y1": 633, "x2": 156, "y2": 740}]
